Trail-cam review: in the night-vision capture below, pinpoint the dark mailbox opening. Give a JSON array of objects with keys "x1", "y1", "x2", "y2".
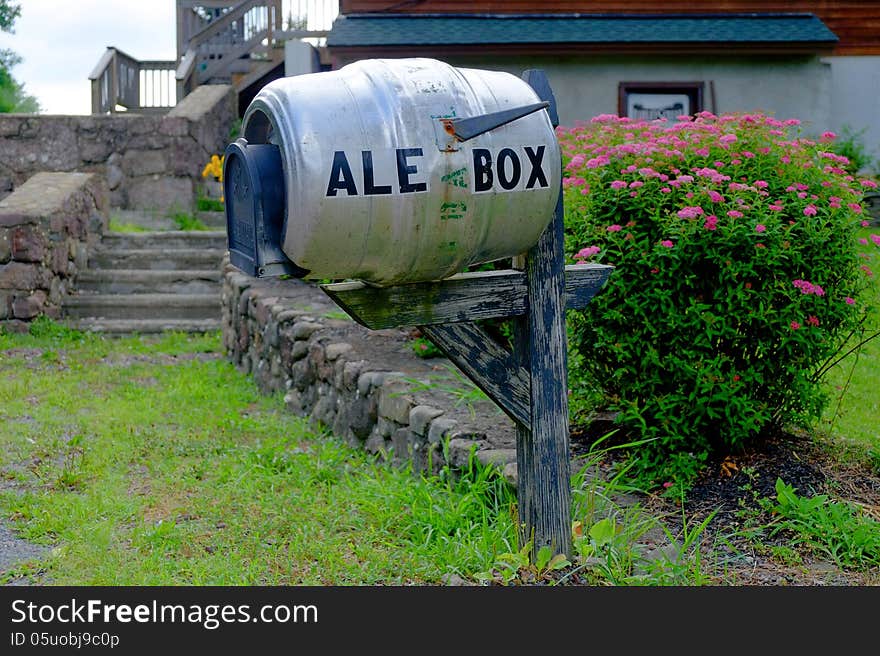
[{"x1": 223, "y1": 137, "x2": 308, "y2": 278}]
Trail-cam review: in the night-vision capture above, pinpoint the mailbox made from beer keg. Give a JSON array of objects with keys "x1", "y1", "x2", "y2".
[{"x1": 224, "y1": 57, "x2": 561, "y2": 286}]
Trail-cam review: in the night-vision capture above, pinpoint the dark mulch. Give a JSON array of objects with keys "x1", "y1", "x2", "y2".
[
  {"x1": 561, "y1": 424, "x2": 880, "y2": 586},
  {"x1": 677, "y1": 432, "x2": 880, "y2": 585}
]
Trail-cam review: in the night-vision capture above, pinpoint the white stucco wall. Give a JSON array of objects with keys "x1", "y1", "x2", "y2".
[
  {"x1": 827, "y1": 56, "x2": 880, "y2": 173},
  {"x1": 433, "y1": 53, "x2": 833, "y2": 132}
]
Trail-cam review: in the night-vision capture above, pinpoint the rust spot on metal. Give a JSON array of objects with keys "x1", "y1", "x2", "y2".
[{"x1": 441, "y1": 118, "x2": 457, "y2": 137}]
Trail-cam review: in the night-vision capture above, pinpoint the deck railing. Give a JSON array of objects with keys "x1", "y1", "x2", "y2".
[
  {"x1": 175, "y1": 0, "x2": 283, "y2": 100},
  {"x1": 88, "y1": 48, "x2": 177, "y2": 114},
  {"x1": 281, "y1": 0, "x2": 338, "y2": 45},
  {"x1": 89, "y1": 1, "x2": 339, "y2": 114}
]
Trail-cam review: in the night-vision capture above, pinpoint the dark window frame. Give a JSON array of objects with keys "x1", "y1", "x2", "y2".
[{"x1": 618, "y1": 82, "x2": 705, "y2": 120}]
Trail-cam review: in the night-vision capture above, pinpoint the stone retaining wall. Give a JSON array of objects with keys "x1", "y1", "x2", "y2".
[
  {"x1": 0, "y1": 172, "x2": 107, "y2": 331},
  {"x1": 221, "y1": 261, "x2": 520, "y2": 481},
  {"x1": 0, "y1": 85, "x2": 235, "y2": 214}
]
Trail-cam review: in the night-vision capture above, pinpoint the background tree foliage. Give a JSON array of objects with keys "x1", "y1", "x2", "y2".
[{"x1": 1, "y1": 0, "x2": 40, "y2": 113}]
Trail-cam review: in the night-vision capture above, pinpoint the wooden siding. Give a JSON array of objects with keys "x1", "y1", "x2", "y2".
[{"x1": 339, "y1": 1, "x2": 880, "y2": 55}]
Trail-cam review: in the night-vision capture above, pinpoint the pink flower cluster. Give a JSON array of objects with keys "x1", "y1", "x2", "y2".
[
  {"x1": 559, "y1": 110, "x2": 873, "y2": 313},
  {"x1": 791, "y1": 314, "x2": 821, "y2": 331},
  {"x1": 560, "y1": 113, "x2": 870, "y2": 231},
  {"x1": 792, "y1": 279, "x2": 826, "y2": 296},
  {"x1": 576, "y1": 245, "x2": 601, "y2": 261},
  {"x1": 677, "y1": 206, "x2": 704, "y2": 219}
]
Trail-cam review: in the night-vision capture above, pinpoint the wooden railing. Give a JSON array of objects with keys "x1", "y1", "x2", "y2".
[
  {"x1": 175, "y1": 0, "x2": 283, "y2": 100},
  {"x1": 282, "y1": 0, "x2": 338, "y2": 45},
  {"x1": 89, "y1": 48, "x2": 176, "y2": 114},
  {"x1": 89, "y1": 1, "x2": 338, "y2": 114}
]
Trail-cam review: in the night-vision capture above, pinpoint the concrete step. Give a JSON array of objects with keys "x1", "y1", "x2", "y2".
[
  {"x1": 66, "y1": 317, "x2": 222, "y2": 335},
  {"x1": 196, "y1": 211, "x2": 226, "y2": 229},
  {"x1": 109, "y1": 209, "x2": 227, "y2": 231},
  {"x1": 75, "y1": 269, "x2": 222, "y2": 295},
  {"x1": 110, "y1": 209, "x2": 178, "y2": 231},
  {"x1": 89, "y1": 248, "x2": 227, "y2": 271},
  {"x1": 70, "y1": 223, "x2": 229, "y2": 333},
  {"x1": 63, "y1": 293, "x2": 221, "y2": 321},
  {"x1": 101, "y1": 230, "x2": 227, "y2": 251}
]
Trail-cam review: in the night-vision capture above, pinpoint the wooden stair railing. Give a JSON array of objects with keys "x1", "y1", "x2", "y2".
[
  {"x1": 89, "y1": 48, "x2": 176, "y2": 114},
  {"x1": 175, "y1": 0, "x2": 282, "y2": 100},
  {"x1": 89, "y1": 1, "x2": 337, "y2": 114}
]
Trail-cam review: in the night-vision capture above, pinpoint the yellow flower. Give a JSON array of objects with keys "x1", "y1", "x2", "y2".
[{"x1": 202, "y1": 154, "x2": 224, "y2": 181}]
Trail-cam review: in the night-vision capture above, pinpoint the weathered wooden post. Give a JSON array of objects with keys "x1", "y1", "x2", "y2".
[
  {"x1": 512, "y1": 70, "x2": 572, "y2": 555},
  {"x1": 222, "y1": 58, "x2": 612, "y2": 558}
]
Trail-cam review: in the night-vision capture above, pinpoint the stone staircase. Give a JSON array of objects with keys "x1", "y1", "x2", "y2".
[{"x1": 63, "y1": 217, "x2": 228, "y2": 335}]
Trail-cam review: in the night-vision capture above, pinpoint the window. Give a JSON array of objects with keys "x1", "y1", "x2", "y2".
[{"x1": 618, "y1": 82, "x2": 704, "y2": 120}]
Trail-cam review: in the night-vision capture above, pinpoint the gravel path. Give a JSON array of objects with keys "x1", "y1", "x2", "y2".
[{"x1": 0, "y1": 522, "x2": 47, "y2": 584}]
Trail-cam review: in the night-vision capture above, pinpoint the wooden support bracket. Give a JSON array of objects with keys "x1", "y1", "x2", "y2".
[
  {"x1": 320, "y1": 264, "x2": 612, "y2": 331},
  {"x1": 420, "y1": 321, "x2": 531, "y2": 428}
]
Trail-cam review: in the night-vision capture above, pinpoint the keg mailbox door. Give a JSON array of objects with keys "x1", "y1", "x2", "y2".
[
  {"x1": 228, "y1": 57, "x2": 562, "y2": 286},
  {"x1": 223, "y1": 139, "x2": 306, "y2": 279}
]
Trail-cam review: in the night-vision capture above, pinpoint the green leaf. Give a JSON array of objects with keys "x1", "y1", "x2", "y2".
[
  {"x1": 548, "y1": 554, "x2": 572, "y2": 571},
  {"x1": 535, "y1": 545, "x2": 553, "y2": 571},
  {"x1": 589, "y1": 518, "x2": 616, "y2": 547},
  {"x1": 775, "y1": 477, "x2": 799, "y2": 509}
]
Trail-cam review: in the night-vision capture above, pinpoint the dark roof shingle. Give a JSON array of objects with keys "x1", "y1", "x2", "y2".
[{"x1": 327, "y1": 13, "x2": 839, "y2": 48}]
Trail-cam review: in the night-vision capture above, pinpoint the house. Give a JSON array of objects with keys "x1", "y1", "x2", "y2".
[{"x1": 320, "y1": 1, "x2": 880, "y2": 171}]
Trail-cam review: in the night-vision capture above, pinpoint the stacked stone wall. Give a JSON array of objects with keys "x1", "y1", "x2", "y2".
[
  {"x1": 0, "y1": 172, "x2": 107, "y2": 331},
  {"x1": 221, "y1": 262, "x2": 520, "y2": 481},
  {"x1": 0, "y1": 85, "x2": 235, "y2": 214}
]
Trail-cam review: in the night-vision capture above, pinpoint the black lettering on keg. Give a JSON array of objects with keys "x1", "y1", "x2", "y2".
[
  {"x1": 497, "y1": 148, "x2": 522, "y2": 191},
  {"x1": 362, "y1": 151, "x2": 392, "y2": 195},
  {"x1": 473, "y1": 149, "x2": 493, "y2": 192},
  {"x1": 397, "y1": 148, "x2": 427, "y2": 193},
  {"x1": 326, "y1": 151, "x2": 358, "y2": 196},
  {"x1": 524, "y1": 146, "x2": 549, "y2": 189}
]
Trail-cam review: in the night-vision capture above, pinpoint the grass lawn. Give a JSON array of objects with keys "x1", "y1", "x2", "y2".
[
  {"x1": 819, "y1": 226, "x2": 880, "y2": 450},
  {"x1": 0, "y1": 324, "x2": 518, "y2": 585}
]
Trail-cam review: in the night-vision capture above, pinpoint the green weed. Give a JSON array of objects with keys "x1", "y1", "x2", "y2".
[
  {"x1": 761, "y1": 478, "x2": 880, "y2": 569},
  {"x1": 321, "y1": 310, "x2": 350, "y2": 321},
  {"x1": 401, "y1": 364, "x2": 496, "y2": 418},
  {"x1": 196, "y1": 197, "x2": 225, "y2": 213},
  {"x1": 169, "y1": 212, "x2": 210, "y2": 231},
  {"x1": 566, "y1": 433, "x2": 717, "y2": 585},
  {"x1": 107, "y1": 217, "x2": 149, "y2": 233},
  {"x1": 475, "y1": 542, "x2": 570, "y2": 585},
  {"x1": 409, "y1": 336, "x2": 443, "y2": 359}
]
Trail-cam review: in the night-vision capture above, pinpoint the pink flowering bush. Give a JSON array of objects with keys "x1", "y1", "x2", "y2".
[{"x1": 559, "y1": 111, "x2": 876, "y2": 488}]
